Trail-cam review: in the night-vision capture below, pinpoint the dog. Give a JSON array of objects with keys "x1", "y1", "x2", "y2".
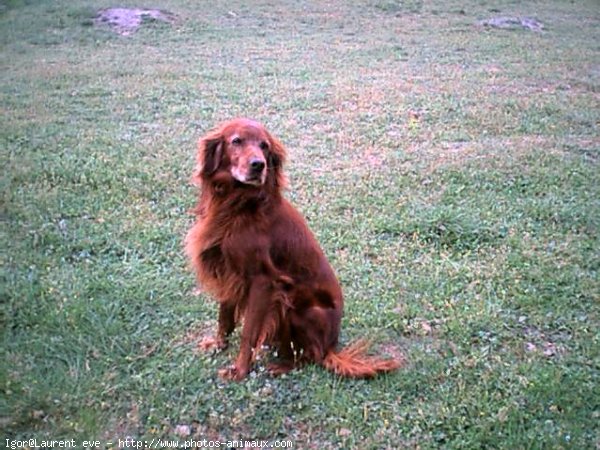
[{"x1": 185, "y1": 118, "x2": 400, "y2": 380}]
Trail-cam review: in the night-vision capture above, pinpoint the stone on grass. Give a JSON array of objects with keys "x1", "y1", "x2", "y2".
[
  {"x1": 95, "y1": 8, "x2": 174, "y2": 36},
  {"x1": 479, "y1": 16, "x2": 544, "y2": 32}
]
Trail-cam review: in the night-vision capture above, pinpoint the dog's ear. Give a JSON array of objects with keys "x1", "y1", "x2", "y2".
[
  {"x1": 267, "y1": 133, "x2": 288, "y2": 189},
  {"x1": 193, "y1": 129, "x2": 224, "y2": 182}
]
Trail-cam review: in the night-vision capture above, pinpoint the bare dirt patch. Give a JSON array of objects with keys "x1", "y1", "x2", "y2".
[{"x1": 95, "y1": 8, "x2": 174, "y2": 36}]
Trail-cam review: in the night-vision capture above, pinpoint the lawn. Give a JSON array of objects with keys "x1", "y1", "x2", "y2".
[{"x1": 1, "y1": 0, "x2": 599, "y2": 448}]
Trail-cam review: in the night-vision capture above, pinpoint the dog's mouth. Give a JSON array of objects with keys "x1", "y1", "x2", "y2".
[
  {"x1": 231, "y1": 170, "x2": 265, "y2": 187},
  {"x1": 231, "y1": 165, "x2": 266, "y2": 186},
  {"x1": 245, "y1": 174, "x2": 265, "y2": 186}
]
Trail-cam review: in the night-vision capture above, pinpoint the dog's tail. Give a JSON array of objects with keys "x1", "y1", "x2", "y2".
[{"x1": 322, "y1": 340, "x2": 401, "y2": 378}]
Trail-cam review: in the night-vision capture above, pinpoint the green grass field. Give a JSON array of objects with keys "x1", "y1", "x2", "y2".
[{"x1": 2, "y1": 0, "x2": 599, "y2": 448}]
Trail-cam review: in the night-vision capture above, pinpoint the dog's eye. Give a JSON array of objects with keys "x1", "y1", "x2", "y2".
[
  {"x1": 231, "y1": 137, "x2": 242, "y2": 145},
  {"x1": 260, "y1": 141, "x2": 270, "y2": 151}
]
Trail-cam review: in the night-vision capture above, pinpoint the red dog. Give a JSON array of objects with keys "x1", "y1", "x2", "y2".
[{"x1": 185, "y1": 118, "x2": 400, "y2": 380}]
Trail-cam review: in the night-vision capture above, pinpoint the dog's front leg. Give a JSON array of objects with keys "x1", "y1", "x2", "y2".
[
  {"x1": 200, "y1": 301, "x2": 236, "y2": 351},
  {"x1": 219, "y1": 275, "x2": 273, "y2": 381},
  {"x1": 267, "y1": 316, "x2": 295, "y2": 376}
]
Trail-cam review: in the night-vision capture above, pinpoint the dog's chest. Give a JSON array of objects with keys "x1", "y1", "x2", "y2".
[{"x1": 200, "y1": 243, "x2": 226, "y2": 276}]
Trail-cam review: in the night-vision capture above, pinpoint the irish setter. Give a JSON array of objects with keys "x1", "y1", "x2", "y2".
[{"x1": 185, "y1": 118, "x2": 400, "y2": 380}]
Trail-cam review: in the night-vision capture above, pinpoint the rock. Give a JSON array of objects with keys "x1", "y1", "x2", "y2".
[
  {"x1": 95, "y1": 8, "x2": 174, "y2": 36},
  {"x1": 479, "y1": 16, "x2": 544, "y2": 32},
  {"x1": 174, "y1": 424, "x2": 191, "y2": 437}
]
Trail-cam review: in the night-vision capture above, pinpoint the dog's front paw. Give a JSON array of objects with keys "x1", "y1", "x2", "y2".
[
  {"x1": 266, "y1": 361, "x2": 294, "y2": 376},
  {"x1": 217, "y1": 364, "x2": 248, "y2": 381},
  {"x1": 198, "y1": 335, "x2": 228, "y2": 352}
]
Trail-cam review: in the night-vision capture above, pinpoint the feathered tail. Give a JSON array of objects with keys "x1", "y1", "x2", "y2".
[{"x1": 322, "y1": 340, "x2": 401, "y2": 378}]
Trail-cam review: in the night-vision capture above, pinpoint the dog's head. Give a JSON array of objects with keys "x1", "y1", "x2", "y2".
[{"x1": 195, "y1": 118, "x2": 287, "y2": 190}]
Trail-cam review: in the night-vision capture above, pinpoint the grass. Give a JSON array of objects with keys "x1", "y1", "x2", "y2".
[{"x1": 1, "y1": 0, "x2": 599, "y2": 448}]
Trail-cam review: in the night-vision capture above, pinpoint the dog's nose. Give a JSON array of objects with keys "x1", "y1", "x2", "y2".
[{"x1": 250, "y1": 159, "x2": 265, "y2": 173}]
